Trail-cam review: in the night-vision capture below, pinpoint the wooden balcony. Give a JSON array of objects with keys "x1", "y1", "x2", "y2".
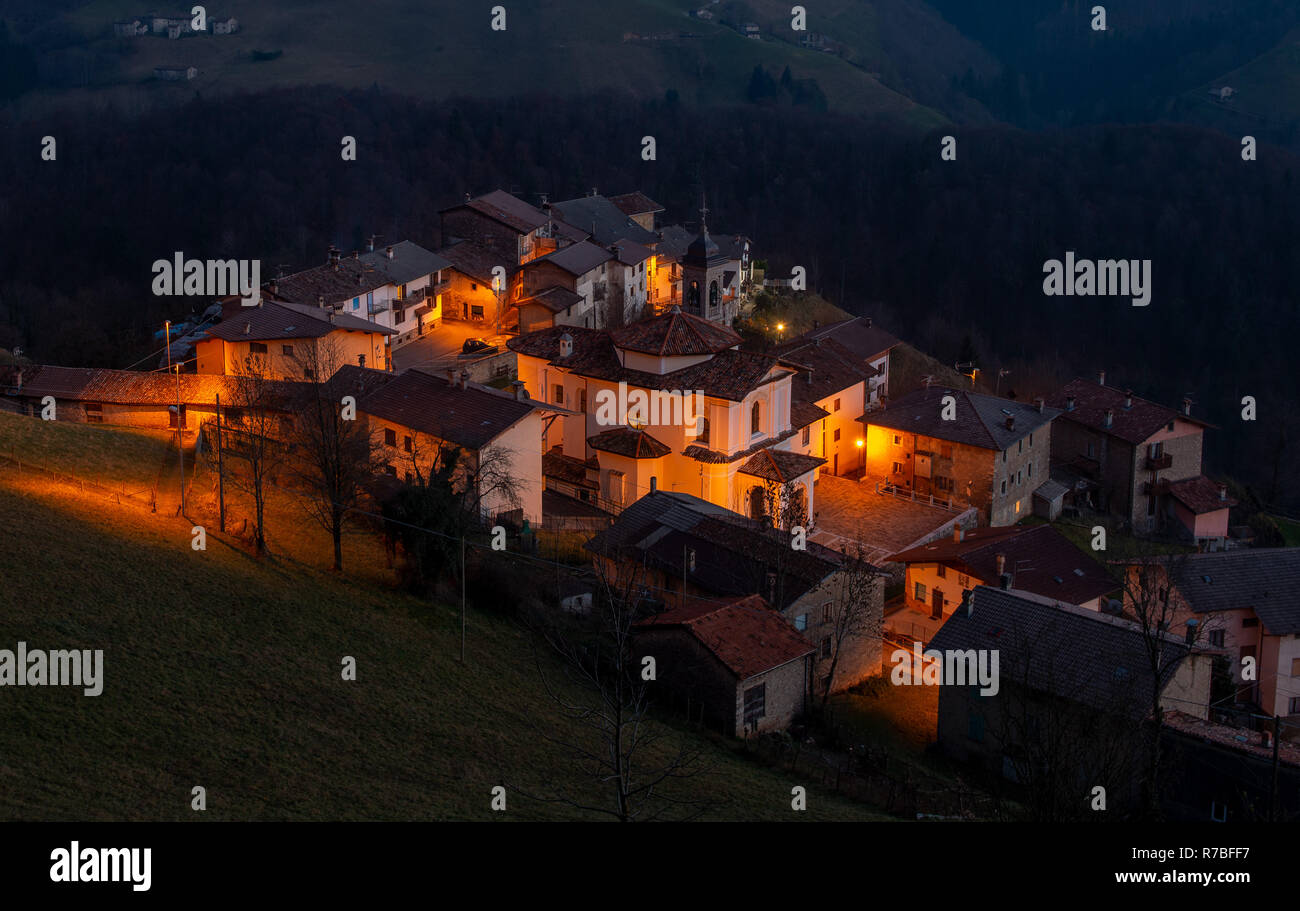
[{"x1": 1145, "y1": 453, "x2": 1173, "y2": 471}]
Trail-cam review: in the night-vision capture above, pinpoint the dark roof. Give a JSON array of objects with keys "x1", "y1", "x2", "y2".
[
  {"x1": 611, "y1": 240, "x2": 653, "y2": 266},
  {"x1": 1045, "y1": 378, "x2": 1211, "y2": 445},
  {"x1": 543, "y1": 447, "x2": 599, "y2": 489},
  {"x1": 323, "y1": 364, "x2": 399, "y2": 401},
  {"x1": 586, "y1": 491, "x2": 852, "y2": 609},
  {"x1": 862, "y1": 386, "x2": 1059, "y2": 451},
  {"x1": 891, "y1": 525, "x2": 1117, "y2": 606},
  {"x1": 795, "y1": 317, "x2": 898, "y2": 361},
  {"x1": 654, "y1": 224, "x2": 695, "y2": 260},
  {"x1": 437, "y1": 240, "x2": 513, "y2": 285},
  {"x1": 608, "y1": 191, "x2": 665, "y2": 218},
  {"x1": 684, "y1": 226, "x2": 724, "y2": 267},
  {"x1": 773, "y1": 336, "x2": 877, "y2": 404},
  {"x1": 205, "y1": 299, "x2": 392, "y2": 342},
  {"x1": 551, "y1": 195, "x2": 659, "y2": 246},
  {"x1": 509, "y1": 324, "x2": 788, "y2": 402},
  {"x1": 712, "y1": 234, "x2": 752, "y2": 261},
  {"x1": 358, "y1": 368, "x2": 534, "y2": 450},
  {"x1": 790, "y1": 400, "x2": 831, "y2": 430},
  {"x1": 929, "y1": 587, "x2": 1191, "y2": 717},
  {"x1": 636, "y1": 595, "x2": 812, "y2": 680},
  {"x1": 271, "y1": 257, "x2": 390, "y2": 306},
  {"x1": 1167, "y1": 476, "x2": 1237, "y2": 514},
  {"x1": 610, "y1": 308, "x2": 741, "y2": 356},
  {"x1": 442, "y1": 189, "x2": 549, "y2": 234},
  {"x1": 359, "y1": 241, "x2": 453, "y2": 286},
  {"x1": 587, "y1": 427, "x2": 671, "y2": 460},
  {"x1": 533, "y1": 240, "x2": 614, "y2": 277},
  {"x1": 518, "y1": 285, "x2": 584, "y2": 314},
  {"x1": 1164, "y1": 548, "x2": 1300, "y2": 634},
  {"x1": 737, "y1": 448, "x2": 826, "y2": 483}
]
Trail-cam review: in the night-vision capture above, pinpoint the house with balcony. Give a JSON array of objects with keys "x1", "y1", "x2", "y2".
[
  {"x1": 439, "y1": 189, "x2": 584, "y2": 266},
  {"x1": 1117, "y1": 548, "x2": 1300, "y2": 722},
  {"x1": 508, "y1": 307, "x2": 827, "y2": 523},
  {"x1": 771, "y1": 335, "x2": 874, "y2": 478},
  {"x1": 267, "y1": 241, "x2": 451, "y2": 352},
  {"x1": 1044, "y1": 376, "x2": 1229, "y2": 544},
  {"x1": 859, "y1": 385, "x2": 1060, "y2": 526},
  {"x1": 515, "y1": 241, "x2": 616, "y2": 330},
  {"x1": 887, "y1": 523, "x2": 1119, "y2": 644}
]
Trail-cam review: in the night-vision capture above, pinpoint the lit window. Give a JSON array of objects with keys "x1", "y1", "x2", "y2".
[{"x1": 794, "y1": 613, "x2": 808, "y2": 631}]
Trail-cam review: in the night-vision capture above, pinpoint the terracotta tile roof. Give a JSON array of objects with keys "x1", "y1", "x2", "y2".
[
  {"x1": 891, "y1": 524, "x2": 1117, "y2": 607},
  {"x1": 929, "y1": 587, "x2": 1191, "y2": 718},
  {"x1": 608, "y1": 191, "x2": 665, "y2": 217},
  {"x1": 862, "y1": 386, "x2": 1059, "y2": 451},
  {"x1": 1161, "y1": 548, "x2": 1300, "y2": 634},
  {"x1": 15, "y1": 365, "x2": 302, "y2": 408},
  {"x1": 637, "y1": 594, "x2": 813, "y2": 680},
  {"x1": 682, "y1": 426, "x2": 801, "y2": 464},
  {"x1": 587, "y1": 427, "x2": 671, "y2": 459},
  {"x1": 737, "y1": 448, "x2": 826, "y2": 483},
  {"x1": 518, "y1": 285, "x2": 583, "y2": 314},
  {"x1": 790, "y1": 400, "x2": 830, "y2": 430},
  {"x1": 543, "y1": 447, "x2": 600, "y2": 489},
  {"x1": 205, "y1": 299, "x2": 392, "y2": 342},
  {"x1": 508, "y1": 325, "x2": 790, "y2": 402},
  {"x1": 1167, "y1": 475, "x2": 1237, "y2": 514},
  {"x1": 442, "y1": 189, "x2": 550, "y2": 233},
  {"x1": 609, "y1": 308, "x2": 741, "y2": 356},
  {"x1": 773, "y1": 336, "x2": 877, "y2": 403},
  {"x1": 271, "y1": 257, "x2": 390, "y2": 306},
  {"x1": 795, "y1": 317, "x2": 898, "y2": 361},
  {"x1": 358, "y1": 368, "x2": 535, "y2": 450},
  {"x1": 1045, "y1": 378, "x2": 1211, "y2": 445},
  {"x1": 437, "y1": 240, "x2": 514, "y2": 285}
]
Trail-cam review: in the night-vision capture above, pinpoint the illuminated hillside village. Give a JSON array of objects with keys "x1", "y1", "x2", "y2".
[{"x1": 3, "y1": 187, "x2": 1297, "y2": 820}]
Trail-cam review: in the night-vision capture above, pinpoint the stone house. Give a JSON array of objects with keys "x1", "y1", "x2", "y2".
[
  {"x1": 860, "y1": 385, "x2": 1060, "y2": 526},
  {"x1": 1045, "y1": 376, "x2": 1227, "y2": 542},
  {"x1": 439, "y1": 189, "x2": 583, "y2": 267},
  {"x1": 634, "y1": 594, "x2": 814, "y2": 736}
]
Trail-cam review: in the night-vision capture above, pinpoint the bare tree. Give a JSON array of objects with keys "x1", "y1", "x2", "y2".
[
  {"x1": 284, "y1": 339, "x2": 381, "y2": 571},
  {"x1": 819, "y1": 538, "x2": 885, "y2": 707},
  {"x1": 1113, "y1": 544, "x2": 1220, "y2": 818},
  {"x1": 520, "y1": 553, "x2": 714, "y2": 821},
  {"x1": 214, "y1": 353, "x2": 287, "y2": 555}
]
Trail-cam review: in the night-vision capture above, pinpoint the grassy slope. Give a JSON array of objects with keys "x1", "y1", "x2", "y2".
[
  {"x1": 1184, "y1": 29, "x2": 1300, "y2": 121},
  {"x1": 42, "y1": 0, "x2": 946, "y2": 123},
  {"x1": 0, "y1": 415, "x2": 888, "y2": 820},
  {"x1": 0, "y1": 410, "x2": 173, "y2": 498}
]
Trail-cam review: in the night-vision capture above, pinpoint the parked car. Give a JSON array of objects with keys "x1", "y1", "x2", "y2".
[{"x1": 461, "y1": 337, "x2": 495, "y2": 355}]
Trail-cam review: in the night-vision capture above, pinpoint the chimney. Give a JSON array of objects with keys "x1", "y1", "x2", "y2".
[
  {"x1": 1098, "y1": 370, "x2": 1106, "y2": 386},
  {"x1": 995, "y1": 553, "x2": 1005, "y2": 576},
  {"x1": 649, "y1": 476, "x2": 658, "y2": 492},
  {"x1": 352, "y1": 250, "x2": 359, "y2": 260},
  {"x1": 328, "y1": 246, "x2": 340, "y2": 264},
  {"x1": 14, "y1": 367, "x2": 22, "y2": 391},
  {"x1": 812, "y1": 319, "x2": 820, "y2": 330},
  {"x1": 447, "y1": 367, "x2": 457, "y2": 385},
  {"x1": 386, "y1": 245, "x2": 394, "y2": 260},
  {"x1": 317, "y1": 294, "x2": 325, "y2": 308},
  {"x1": 1104, "y1": 409, "x2": 1114, "y2": 428},
  {"x1": 1000, "y1": 572, "x2": 1013, "y2": 591},
  {"x1": 953, "y1": 525, "x2": 964, "y2": 543},
  {"x1": 367, "y1": 236, "x2": 376, "y2": 253},
  {"x1": 962, "y1": 589, "x2": 974, "y2": 617},
  {"x1": 269, "y1": 279, "x2": 278, "y2": 296},
  {"x1": 1124, "y1": 389, "x2": 1133, "y2": 409},
  {"x1": 1065, "y1": 394, "x2": 1075, "y2": 412},
  {"x1": 1218, "y1": 482, "x2": 1227, "y2": 501},
  {"x1": 511, "y1": 379, "x2": 528, "y2": 401},
  {"x1": 864, "y1": 317, "x2": 873, "y2": 328},
  {"x1": 1182, "y1": 397, "x2": 1192, "y2": 416},
  {"x1": 1034, "y1": 396, "x2": 1044, "y2": 413},
  {"x1": 243, "y1": 322, "x2": 251, "y2": 335},
  {"x1": 1005, "y1": 416, "x2": 1015, "y2": 431},
  {"x1": 559, "y1": 332, "x2": 574, "y2": 358},
  {"x1": 328, "y1": 310, "x2": 335, "y2": 323},
  {"x1": 459, "y1": 370, "x2": 469, "y2": 390}
]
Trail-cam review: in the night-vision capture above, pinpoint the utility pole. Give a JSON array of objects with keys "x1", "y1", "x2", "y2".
[
  {"x1": 1270, "y1": 714, "x2": 1281, "y2": 821},
  {"x1": 164, "y1": 320, "x2": 172, "y2": 372},
  {"x1": 465, "y1": 530, "x2": 470, "y2": 665},
  {"x1": 174, "y1": 363, "x2": 185, "y2": 515},
  {"x1": 215, "y1": 393, "x2": 226, "y2": 532}
]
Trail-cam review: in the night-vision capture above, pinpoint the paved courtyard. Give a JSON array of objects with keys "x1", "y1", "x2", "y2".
[{"x1": 811, "y1": 474, "x2": 977, "y2": 565}]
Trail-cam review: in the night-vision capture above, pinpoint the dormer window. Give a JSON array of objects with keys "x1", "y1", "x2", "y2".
[{"x1": 751, "y1": 402, "x2": 761, "y2": 435}]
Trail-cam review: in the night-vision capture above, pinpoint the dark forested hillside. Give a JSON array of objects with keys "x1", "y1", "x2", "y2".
[{"x1": 1, "y1": 88, "x2": 1297, "y2": 504}]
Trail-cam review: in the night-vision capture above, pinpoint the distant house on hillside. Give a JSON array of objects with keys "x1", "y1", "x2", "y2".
[
  {"x1": 113, "y1": 18, "x2": 149, "y2": 37},
  {"x1": 209, "y1": 15, "x2": 239, "y2": 35},
  {"x1": 154, "y1": 65, "x2": 197, "y2": 81}
]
